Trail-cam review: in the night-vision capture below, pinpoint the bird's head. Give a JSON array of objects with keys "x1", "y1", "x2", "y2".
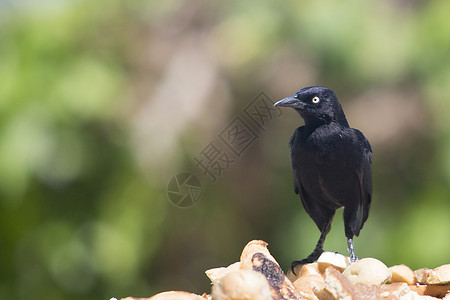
[{"x1": 274, "y1": 86, "x2": 349, "y2": 127}]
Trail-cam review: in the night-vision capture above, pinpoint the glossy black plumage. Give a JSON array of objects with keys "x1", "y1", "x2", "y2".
[{"x1": 274, "y1": 86, "x2": 372, "y2": 272}]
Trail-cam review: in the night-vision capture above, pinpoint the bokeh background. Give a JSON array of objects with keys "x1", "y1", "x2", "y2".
[{"x1": 1, "y1": 0, "x2": 450, "y2": 299}]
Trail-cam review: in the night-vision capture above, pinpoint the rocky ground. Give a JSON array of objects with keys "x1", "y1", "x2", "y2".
[{"x1": 117, "y1": 240, "x2": 450, "y2": 300}]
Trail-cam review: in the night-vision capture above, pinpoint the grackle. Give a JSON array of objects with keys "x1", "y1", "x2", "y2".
[{"x1": 274, "y1": 86, "x2": 372, "y2": 273}]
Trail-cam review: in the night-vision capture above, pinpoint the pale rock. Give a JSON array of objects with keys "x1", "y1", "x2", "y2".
[
  {"x1": 390, "y1": 264, "x2": 416, "y2": 285},
  {"x1": 211, "y1": 270, "x2": 272, "y2": 300},
  {"x1": 205, "y1": 262, "x2": 241, "y2": 285},
  {"x1": 301, "y1": 263, "x2": 322, "y2": 277},
  {"x1": 409, "y1": 284, "x2": 450, "y2": 298},
  {"x1": 415, "y1": 268, "x2": 432, "y2": 285},
  {"x1": 427, "y1": 264, "x2": 450, "y2": 285},
  {"x1": 317, "y1": 252, "x2": 350, "y2": 273},
  {"x1": 342, "y1": 258, "x2": 392, "y2": 285},
  {"x1": 239, "y1": 240, "x2": 278, "y2": 271},
  {"x1": 287, "y1": 263, "x2": 321, "y2": 283},
  {"x1": 293, "y1": 274, "x2": 325, "y2": 300},
  {"x1": 322, "y1": 267, "x2": 358, "y2": 299},
  {"x1": 147, "y1": 291, "x2": 207, "y2": 300},
  {"x1": 377, "y1": 282, "x2": 411, "y2": 298},
  {"x1": 399, "y1": 291, "x2": 440, "y2": 300},
  {"x1": 353, "y1": 282, "x2": 411, "y2": 299}
]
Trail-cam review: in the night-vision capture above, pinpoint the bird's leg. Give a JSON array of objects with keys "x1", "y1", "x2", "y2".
[
  {"x1": 347, "y1": 237, "x2": 358, "y2": 263},
  {"x1": 291, "y1": 221, "x2": 332, "y2": 274}
]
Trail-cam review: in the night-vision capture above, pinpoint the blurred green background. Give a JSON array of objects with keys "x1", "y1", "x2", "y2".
[{"x1": 1, "y1": 0, "x2": 450, "y2": 299}]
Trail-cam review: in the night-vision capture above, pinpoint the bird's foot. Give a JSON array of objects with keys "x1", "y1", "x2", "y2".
[
  {"x1": 290, "y1": 259, "x2": 312, "y2": 275},
  {"x1": 349, "y1": 253, "x2": 359, "y2": 264},
  {"x1": 347, "y1": 238, "x2": 358, "y2": 264},
  {"x1": 290, "y1": 249, "x2": 324, "y2": 275}
]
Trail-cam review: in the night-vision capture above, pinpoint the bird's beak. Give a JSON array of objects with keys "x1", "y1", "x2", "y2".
[{"x1": 274, "y1": 95, "x2": 305, "y2": 109}]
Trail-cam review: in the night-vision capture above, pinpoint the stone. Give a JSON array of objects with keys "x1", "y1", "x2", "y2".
[
  {"x1": 427, "y1": 264, "x2": 450, "y2": 285},
  {"x1": 317, "y1": 252, "x2": 350, "y2": 273},
  {"x1": 342, "y1": 258, "x2": 392, "y2": 285},
  {"x1": 211, "y1": 270, "x2": 272, "y2": 300},
  {"x1": 205, "y1": 262, "x2": 241, "y2": 285},
  {"x1": 293, "y1": 274, "x2": 325, "y2": 300},
  {"x1": 390, "y1": 264, "x2": 416, "y2": 285}
]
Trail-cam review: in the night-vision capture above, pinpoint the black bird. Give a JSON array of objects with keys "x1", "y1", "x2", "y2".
[{"x1": 274, "y1": 86, "x2": 372, "y2": 272}]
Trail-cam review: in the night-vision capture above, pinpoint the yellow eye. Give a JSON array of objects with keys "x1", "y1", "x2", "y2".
[{"x1": 312, "y1": 96, "x2": 320, "y2": 104}]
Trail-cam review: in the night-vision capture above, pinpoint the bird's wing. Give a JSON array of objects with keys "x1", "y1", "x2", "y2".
[
  {"x1": 293, "y1": 167, "x2": 336, "y2": 230},
  {"x1": 353, "y1": 129, "x2": 373, "y2": 235},
  {"x1": 289, "y1": 131, "x2": 313, "y2": 216},
  {"x1": 289, "y1": 126, "x2": 335, "y2": 230},
  {"x1": 289, "y1": 127, "x2": 303, "y2": 196}
]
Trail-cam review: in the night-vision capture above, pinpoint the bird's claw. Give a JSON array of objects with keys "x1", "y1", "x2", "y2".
[
  {"x1": 349, "y1": 254, "x2": 359, "y2": 264},
  {"x1": 347, "y1": 238, "x2": 359, "y2": 264},
  {"x1": 290, "y1": 258, "x2": 314, "y2": 276}
]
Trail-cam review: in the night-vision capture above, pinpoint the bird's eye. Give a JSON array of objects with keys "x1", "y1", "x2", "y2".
[{"x1": 312, "y1": 96, "x2": 320, "y2": 104}]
